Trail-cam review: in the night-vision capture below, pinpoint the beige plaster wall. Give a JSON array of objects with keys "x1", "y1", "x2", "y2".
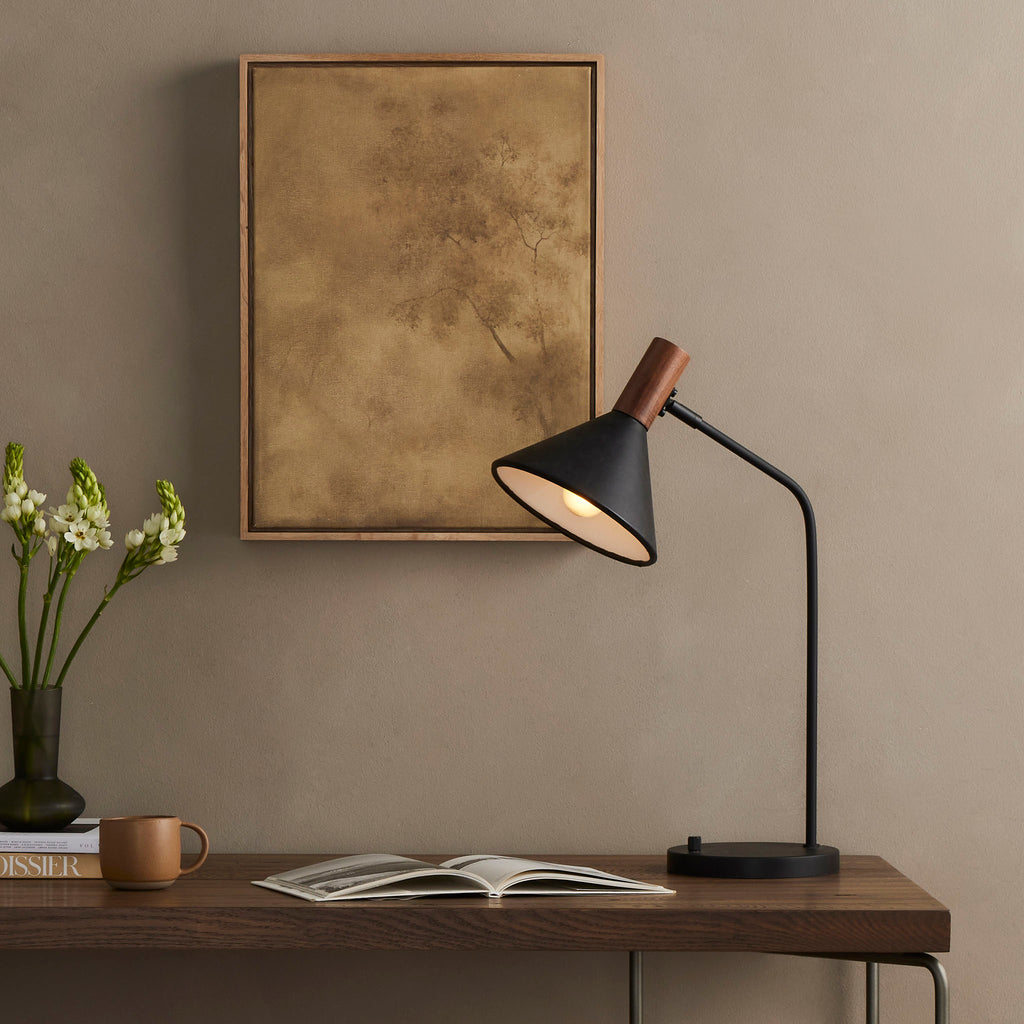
[{"x1": 2, "y1": 2, "x2": 1021, "y2": 1021}]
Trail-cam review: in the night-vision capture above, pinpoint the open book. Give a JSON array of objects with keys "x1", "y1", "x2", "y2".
[{"x1": 253, "y1": 854, "x2": 675, "y2": 901}]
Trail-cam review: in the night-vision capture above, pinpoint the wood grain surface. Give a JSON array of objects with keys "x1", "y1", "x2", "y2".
[
  {"x1": 0, "y1": 855, "x2": 948, "y2": 953},
  {"x1": 613, "y1": 338, "x2": 691, "y2": 429}
]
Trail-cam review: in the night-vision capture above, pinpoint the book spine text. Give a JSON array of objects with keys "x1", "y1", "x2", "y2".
[{"x1": 0, "y1": 853, "x2": 102, "y2": 878}]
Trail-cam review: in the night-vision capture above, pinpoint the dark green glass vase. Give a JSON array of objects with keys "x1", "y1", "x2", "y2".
[{"x1": 0, "y1": 688, "x2": 85, "y2": 830}]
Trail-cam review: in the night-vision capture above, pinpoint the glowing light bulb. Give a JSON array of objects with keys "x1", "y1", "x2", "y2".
[{"x1": 562, "y1": 489, "x2": 601, "y2": 518}]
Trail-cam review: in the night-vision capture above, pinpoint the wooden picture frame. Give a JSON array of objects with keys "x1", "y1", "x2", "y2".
[{"x1": 240, "y1": 53, "x2": 604, "y2": 540}]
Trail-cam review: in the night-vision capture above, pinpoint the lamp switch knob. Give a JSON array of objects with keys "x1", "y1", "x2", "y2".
[{"x1": 687, "y1": 835, "x2": 702, "y2": 853}]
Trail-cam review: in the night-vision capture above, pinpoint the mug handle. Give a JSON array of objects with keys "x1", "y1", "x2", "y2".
[{"x1": 179, "y1": 821, "x2": 209, "y2": 876}]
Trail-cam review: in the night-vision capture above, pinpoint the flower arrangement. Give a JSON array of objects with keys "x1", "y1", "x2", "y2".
[{"x1": 0, "y1": 442, "x2": 186, "y2": 691}]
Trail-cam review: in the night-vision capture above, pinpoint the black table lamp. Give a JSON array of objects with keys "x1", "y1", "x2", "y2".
[{"x1": 492, "y1": 338, "x2": 839, "y2": 878}]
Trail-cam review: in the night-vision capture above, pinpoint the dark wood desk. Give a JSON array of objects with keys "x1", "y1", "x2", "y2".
[{"x1": 0, "y1": 854, "x2": 950, "y2": 1022}]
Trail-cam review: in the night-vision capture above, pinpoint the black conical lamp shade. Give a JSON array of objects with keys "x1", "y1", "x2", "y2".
[
  {"x1": 492, "y1": 338, "x2": 690, "y2": 566},
  {"x1": 492, "y1": 411, "x2": 658, "y2": 565}
]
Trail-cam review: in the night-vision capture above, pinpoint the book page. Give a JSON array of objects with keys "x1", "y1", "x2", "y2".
[
  {"x1": 439, "y1": 855, "x2": 673, "y2": 893},
  {"x1": 255, "y1": 854, "x2": 491, "y2": 900}
]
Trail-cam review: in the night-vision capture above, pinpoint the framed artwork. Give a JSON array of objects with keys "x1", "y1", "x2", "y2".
[{"x1": 240, "y1": 53, "x2": 603, "y2": 540}]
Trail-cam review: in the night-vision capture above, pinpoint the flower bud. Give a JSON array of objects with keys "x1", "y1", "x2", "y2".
[
  {"x1": 156, "y1": 480, "x2": 185, "y2": 530},
  {"x1": 125, "y1": 529, "x2": 145, "y2": 550},
  {"x1": 3, "y1": 443, "x2": 24, "y2": 493},
  {"x1": 69, "y1": 458, "x2": 107, "y2": 514}
]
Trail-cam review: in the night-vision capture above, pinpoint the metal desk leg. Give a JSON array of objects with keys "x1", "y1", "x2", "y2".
[
  {"x1": 629, "y1": 951, "x2": 643, "y2": 1024},
  {"x1": 866, "y1": 960, "x2": 879, "y2": 1024},
  {"x1": 868, "y1": 954, "x2": 948, "y2": 1024},
  {"x1": 806, "y1": 953, "x2": 948, "y2": 1024},
  {"x1": 629, "y1": 951, "x2": 946, "y2": 1024}
]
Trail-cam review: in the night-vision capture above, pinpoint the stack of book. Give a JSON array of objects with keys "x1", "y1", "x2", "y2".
[{"x1": 0, "y1": 817, "x2": 101, "y2": 878}]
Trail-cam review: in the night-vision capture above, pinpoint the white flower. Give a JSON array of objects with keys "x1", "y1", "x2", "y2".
[
  {"x1": 0, "y1": 506, "x2": 17, "y2": 523},
  {"x1": 20, "y1": 498, "x2": 35, "y2": 517},
  {"x1": 157, "y1": 545, "x2": 178, "y2": 564},
  {"x1": 27, "y1": 490, "x2": 45, "y2": 506},
  {"x1": 50, "y1": 504, "x2": 78, "y2": 531},
  {"x1": 4, "y1": 492, "x2": 21, "y2": 509},
  {"x1": 143, "y1": 513, "x2": 163, "y2": 536},
  {"x1": 86, "y1": 505, "x2": 109, "y2": 529},
  {"x1": 65, "y1": 521, "x2": 99, "y2": 552},
  {"x1": 95, "y1": 528, "x2": 113, "y2": 550},
  {"x1": 33, "y1": 515, "x2": 46, "y2": 536},
  {"x1": 46, "y1": 534, "x2": 59, "y2": 557},
  {"x1": 125, "y1": 529, "x2": 145, "y2": 550},
  {"x1": 160, "y1": 524, "x2": 185, "y2": 546},
  {"x1": 15, "y1": 481, "x2": 27, "y2": 499}
]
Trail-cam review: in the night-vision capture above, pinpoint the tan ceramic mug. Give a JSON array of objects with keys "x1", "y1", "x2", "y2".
[{"x1": 100, "y1": 815, "x2": 209, "y2": 890}]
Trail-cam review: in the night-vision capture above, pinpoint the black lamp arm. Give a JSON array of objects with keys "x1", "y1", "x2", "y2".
[{"x1": 663, "y1": 398, "x2": 819, "y2": 850}]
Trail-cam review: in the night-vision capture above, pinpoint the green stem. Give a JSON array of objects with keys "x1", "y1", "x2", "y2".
[
  {"x1": 17, "y1": 540, "x2": 31, "y2": 686},
  {"x1": 30, "y1": 585, "x2": 56, "y2": 690},
  {"x1": 48, "y1": 549, "x2": 60, "y2": 590},
  {"x1": 54, "y1": 574, "x2": 129, "y2": 688},
  {"x1": 41, "y1": 570, "x2": 75, "y2": 689},
  {"x1": 30, "y1": 547, "x2": 69, "y2": 688},
  {"x1": 0, "y1": 650, "x2": 16, "y2": 687}
]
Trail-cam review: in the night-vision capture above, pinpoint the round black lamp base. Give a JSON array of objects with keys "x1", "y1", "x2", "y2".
[{"x1": 667, "y1": 841, "x2": 840, "y2": 878}]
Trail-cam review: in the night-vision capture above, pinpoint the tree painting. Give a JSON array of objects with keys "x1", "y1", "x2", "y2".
[
  {"x1": 246, "y1": 60, "x2": 598, "y2": 534},
  {"x1": 367, "y1": 113, "x2": 590, "y2": 437}
]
